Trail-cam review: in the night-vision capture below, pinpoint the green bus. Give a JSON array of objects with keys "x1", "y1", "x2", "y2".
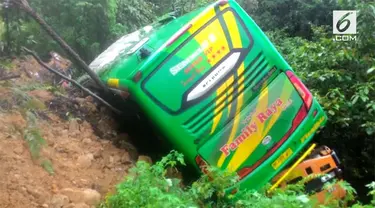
[{"x1": 79, "y1": 0, "x2": 328, "y2": 192}]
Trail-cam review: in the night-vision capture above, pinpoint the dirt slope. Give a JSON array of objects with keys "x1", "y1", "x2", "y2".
[{"x1": 0, "y1": 56, "x2": 141, "y2": 208}]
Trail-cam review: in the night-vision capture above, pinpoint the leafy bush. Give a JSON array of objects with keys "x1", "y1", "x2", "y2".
[
  {"x1": 100, "y1": 151, "x2": 375, "y2": 208},
  {"x1": 242, "y1": 0, "x2": 357, "y2": 39},
  {"x1": 266, "y1": 1, "x2": 375, "y2": 200},
  {"x1": 2, "y1": 0, "x2": 157, "y2": 62}
]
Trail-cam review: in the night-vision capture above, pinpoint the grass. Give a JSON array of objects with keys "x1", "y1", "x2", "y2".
[
  {"x1": 24, "y1": 111, "x2": 45, "y2": 159},
  {"x1": 10, "y1": 86, "x2": 48, "y2": 112},
  {"x1": 23, "y1": 127, "x2": 46, "y2": 159},
  {"x1": 100, "y1": 151, "x2": 375, "y2": 208},
  {"x1": 6, "y1": 84, "x2": 58, "y2": 174},
  {"x1": 0, "y1": 59, "x2": 15, "y2": 71},
  {"x1": 41, "y1": 159, "x2": 55, "y2": 175},
  {"x1": 23, "y1": 110, "x2": 54, "y2": 175}
]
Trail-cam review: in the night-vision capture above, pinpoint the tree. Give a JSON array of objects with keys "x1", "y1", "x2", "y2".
[
  {"x1": 242, "y1": 0, "x2": 342, "y2": 39},
  {"x1": 9, "y1": 0, "x2": 109, "y2": 93}
]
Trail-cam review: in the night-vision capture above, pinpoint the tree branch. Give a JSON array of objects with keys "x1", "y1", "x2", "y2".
[
  {"x1": 0, "y1": 74, "x2": 20, "y2": 81},
  {"x1": 22, "y1": 47, "x2": 122, "y2": 114},
  {"x1": 21, "y1": 66, "x2": 32, "y2": 78},
  {"x1": 11, "y1": 0, "x2": 110, "y2": 93}
]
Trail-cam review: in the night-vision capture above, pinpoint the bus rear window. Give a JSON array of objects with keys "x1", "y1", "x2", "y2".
[{"x1": 142, "y1": 8, "x2": 253, "y2": 114}]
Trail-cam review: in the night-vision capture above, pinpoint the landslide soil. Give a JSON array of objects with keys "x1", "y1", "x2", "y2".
[{"x1": 0, "y1": 56, "x2": 144, "y2": 208}]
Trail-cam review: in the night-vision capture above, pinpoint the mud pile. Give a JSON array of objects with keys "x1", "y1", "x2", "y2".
[{"x1": 0, "y1": 55, "x2": 147, "y2": 208}]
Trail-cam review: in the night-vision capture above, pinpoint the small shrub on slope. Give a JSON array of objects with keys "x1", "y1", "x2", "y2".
[{"x1": 101, "y1": 151, "x2": 375, "y2": 208}]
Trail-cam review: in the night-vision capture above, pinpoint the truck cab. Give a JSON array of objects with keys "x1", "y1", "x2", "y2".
[{"x1": 271, "y1": 146, "x2": 346, "y2": 204}]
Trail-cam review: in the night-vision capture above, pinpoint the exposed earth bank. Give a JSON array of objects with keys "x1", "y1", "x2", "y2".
[{"x1": 0, "y1": 55, "x2": 147, "y2": 208}]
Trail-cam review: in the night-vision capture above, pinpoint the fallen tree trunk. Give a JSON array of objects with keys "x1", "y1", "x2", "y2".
[
  {"x1": 21, "y1": 66, "x2": 32, "y2": 78},
  {"x1": 22, "y1": 47, "x2": 122, "y2": 114},
  {"x1": 0, "y1": 74, "x2": 20, "y2": 81},
  {"x1": 10, "y1": 0, "x2": 109, "y2": 93}
]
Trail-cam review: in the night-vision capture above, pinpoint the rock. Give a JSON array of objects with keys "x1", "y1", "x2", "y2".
[
  {"x1": 92, "y1": 148, "x2": 103, "y2": 159},
  {"x1": 60, "y1": 188, "x2": 82, "y2": 204},
  {"x1": 77, "y1": 154, "x2": 94, "y2": 168},
  {"x1": 27, "y1": 186, "x2": 50, "y2": 204},
  {"x1": 56, "y1": 146, "x2": 68, "y2": 154},
  {"x1": 103, "y1": 154, "x2": 114, "y2": 168},
  {"x1": 60, "y1": 188, "x2": 100, "y2": 206},
  {"x1": 50, "y1": 194, "x2": 69, "y2": 208},
  {"x1": 26, "y1": 186, "x2": 41, "y2": 197},
  {"x1": 90, "y1": 183, "x2": 101, "y2": 193},
  {"x1": 82, "y1": 138, "x2": 92, "y2": 145},
  {"x1": 63, "y1": 204, "x2": 74, "y2": 208},
  {"x1": 52, "y1": 183, "x2": 59, "y2": 194},
  {"x1": 61, "y1": 130, "x2": 68, "y2": 136},
  {"x1": 81, "y1": 189, "x2": 101, "y2": 205},
  {"x1": 69, "y1": 120, "x2": 80, "y2": 134},
  {"x1": 42, "y1": 204, "x2": 49, "y2": 208},
  {"x1": 80, "y1": 121, "x2": 93, "y2": 138},
  {"x1": 82, "y1": 121, "x2": 92, "y2": 129},
  {"x1": 13, "y1": 145, "x2": 24, "y2": 155},
  {"x1": 100, "y1": 139, "x2": 110, "y2": 145},
  {"x1": 48, "y1": 113, "x2": 61, "y2": 123},
  {"x1": 80, "y1": 179, "x2": 89, "y2": 186},
  {"x1": 84, "y1": 96, "x2": 94, "y2": 102},
  {"x1": 63, "y1": 203, "x2": 90, "y2": 208},
  {"x1": 52, "y1": 128, "x2": 62, "y2": 136},
  {"x1": 112, "y1": 155, "x2": 121, "y2": 164},
  {"x1": 82, "y1": 96, "x2": 97, "y2": 113},
  {"x1": 120, "y1": 152, "x2": 131, "y2": 164},
  {"x1": 90, "y1": 135, "x2": 99, "y2": 141},
  {"x1": 20, "y1": 186, "x2": 27, "y2": 195},
  {"x1": 75, "y1": 98, "x2": 85, "y2": 105},
  {"x1": 137, "y1": 155, "x2": 153, "y2": 164}
]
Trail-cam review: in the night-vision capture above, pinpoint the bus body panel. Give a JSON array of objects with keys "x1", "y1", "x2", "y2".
[{"x1": 84, "y1": 0, "x2": 328, "y2": 191}]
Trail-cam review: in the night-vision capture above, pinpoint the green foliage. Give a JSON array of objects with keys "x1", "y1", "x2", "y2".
[
  {"x1": 23, "y1": 111, "x2": 46, "y2": 160},
  {"x1": 9, "y1": 90, "x2": 55, "y2": 173},
  {"x1": 241, "y1": 0, "x2": 354, "y2": 39},
  {"x1": 28, "y1": 0, "x2": 117, "y2": 62},
  {"x1": 114, "y1": 0, "x2": 156, "y2": 37},
  {"x1": 18, "y1": 82, "x2": 65, "y2": 96},
  {"x1": 266, "y1": 1, "x2": 375, "y2": 200},
  {"x1": 102, "y1": 150, "x2": 197, "y2": 208},
  {"x1": 10, "y1": 87, "x2": 47, "y2": 111},
  {"x1": 23, "y1": 110, "x2": 54, "y2": 175},
  {"x1": 24, "y1": 98, "x2": 46, "y2": 110},
  {"x1": 1, "y1": 0, "x2": 217, "y2": 61},
  {"x1": 23, "y1": 127, "x2": 46, "y2": 159},
  {"x1": 11, "y1": 87, "x2": 31, "y2": 102},
  {"x1": 41, "y1": 159, "x2": 55, "y2": 175},
  {"x1": 2, "y1": 0, "x2": 157, "y2": 62},
  {"x1": 149, "y1": 0, "x2": 213, "y2": 16},
  {"x1": 101, "y1": 151, "x2": 375, "y2": 208},
  {"x1": 0, "y1": 58, "x2": 15, "y2": 71}
]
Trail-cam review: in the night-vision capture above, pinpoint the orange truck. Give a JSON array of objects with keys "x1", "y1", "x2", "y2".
[{"x1": 271, "y1": 145, "x2": 346, "y2": 204}]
